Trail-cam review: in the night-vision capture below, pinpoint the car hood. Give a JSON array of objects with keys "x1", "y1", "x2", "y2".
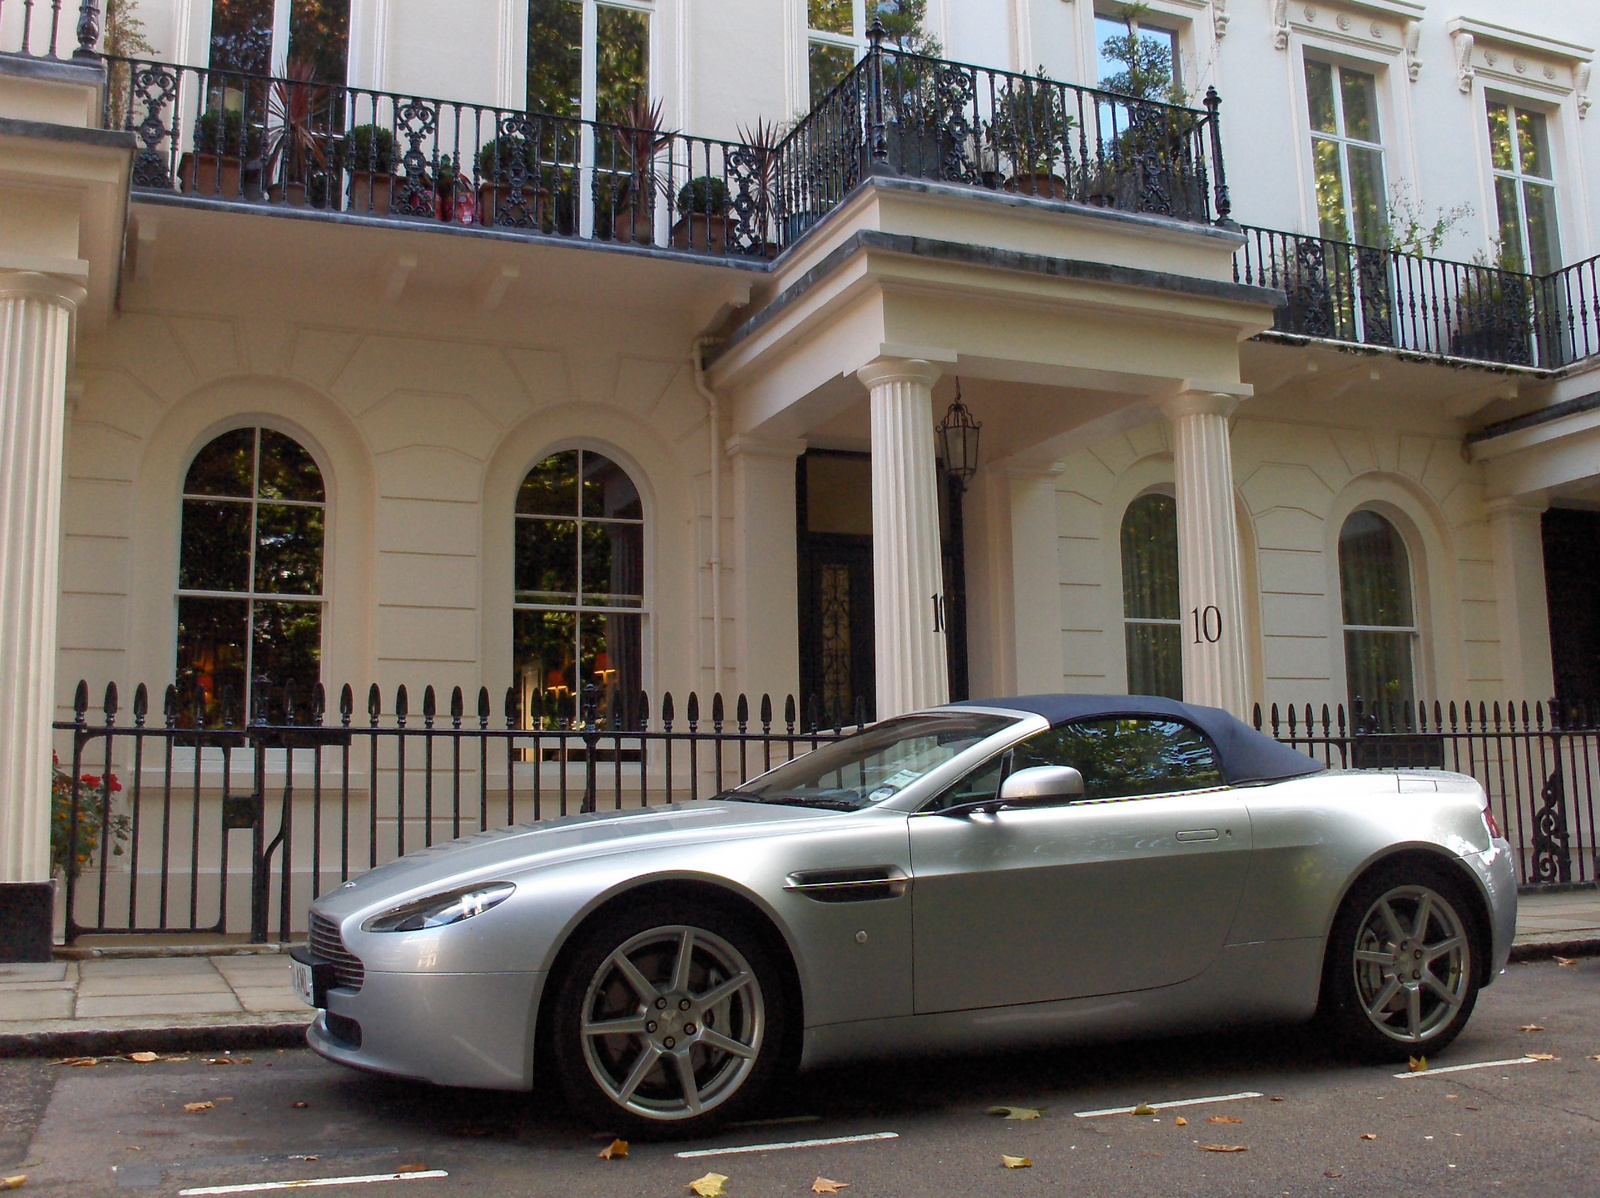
[{"x1": 315, "y1": 800, "x2": 839, "y2": 914}]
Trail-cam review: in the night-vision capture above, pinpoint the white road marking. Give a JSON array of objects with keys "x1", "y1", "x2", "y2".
[
  {"x1": 178, "y1": 1171, "x2": 448, "y2": 1195},
  {"x1": 1394, "y1": 1056, "x2": 1545, "y2": 1079},
  {"x1": 1074, "y1": 1091, "x2": 1265, "y2": 1118},
  {"x1": 675, "y1": 1132, "x2": 899, "y2": 1158}
]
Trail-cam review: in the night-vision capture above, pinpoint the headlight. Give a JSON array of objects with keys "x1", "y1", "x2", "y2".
[{"x1": 362, "y1": 882, "x2": 515, "y2": 933}]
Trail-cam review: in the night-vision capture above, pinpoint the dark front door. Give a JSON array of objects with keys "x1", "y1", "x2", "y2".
[{"x1": 1544, "y1": 507, "x2": 1600, "y2": 711}]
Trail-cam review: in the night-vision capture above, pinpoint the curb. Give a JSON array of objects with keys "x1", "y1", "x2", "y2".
[
  {"x1": 0, "y1": 1018, "x2": 312, "y2": 1058},
  {"x1": 1507, "y1": 935, "x2": 1600, "y2": 963},
  {"x1": 54, "y1": 943, "x2": 300, "y2": 961}
]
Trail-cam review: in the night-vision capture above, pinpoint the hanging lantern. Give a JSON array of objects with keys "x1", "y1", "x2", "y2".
[{"x1": 937, "y1": 381, "x2": 982, "y2": 491}]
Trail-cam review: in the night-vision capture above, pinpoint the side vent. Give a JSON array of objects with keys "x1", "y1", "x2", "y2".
[{"x1": 783, "y1": 866, "x2": 909, "y2": 903}]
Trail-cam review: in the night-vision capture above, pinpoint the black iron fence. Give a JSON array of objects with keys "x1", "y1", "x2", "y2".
[
  {"x1": 0, "y1": 0, "x2": 98, "y2": 60},
  {"x1": 53, "y1": 680, "x2": 857, "y2": 944},
  {"x1": 1256, "y1": 698, "x2": 1598, "y2": 890},
  {"x1": 1235, "y1": 224, "x2": 1600, "y2": 369}
]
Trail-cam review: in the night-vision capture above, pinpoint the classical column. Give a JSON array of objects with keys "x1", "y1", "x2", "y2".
[
  {"x1": 859, "y1": 358, "x2": 949, "y2": 719},
  {"x1": 1161, "y1": 391, "x2": 1250, "y2": 717},
  {"x1": 1487, "y1": 495, "x2": 1556, "y2": 704},
  {"x1": 726, "y1": 435, "x2": 804, "y2": 704},
  {"x1": 0, "y1": 270, "x2": 84, "y2": 962}
]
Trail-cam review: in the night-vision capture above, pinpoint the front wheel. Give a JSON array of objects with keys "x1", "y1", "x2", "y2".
[
  {"x1": 1321, "y1": 865, "x2": 1481, "y2": 1060},
  {"x1": 548, "y1": 899, "x2": 792, "y2": 1137}
]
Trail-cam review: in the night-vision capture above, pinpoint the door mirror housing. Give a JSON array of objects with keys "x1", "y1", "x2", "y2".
[{"x1": 998, "y1": 765, "x2": 1085, "y2": 806}]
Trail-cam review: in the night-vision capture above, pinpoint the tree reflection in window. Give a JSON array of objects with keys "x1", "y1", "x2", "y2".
[
  {"x1": 1339, "y1": 509, "x2": 1417, "y2": 726},
  {"x1": 514, "y1": 449, "x2": 644, "y2": 728},
  {"x1": 527, "y1": 0, "x2": 649, "y2": 125},
  {"x1": 176, "y1": 427, "x2": 326, "y2": 726},
  {"x1": 1121, "y1": 492, "x2": 1182, "y2": 700}
]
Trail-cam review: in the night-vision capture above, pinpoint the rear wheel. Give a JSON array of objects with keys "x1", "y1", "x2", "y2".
[
  {"x1": 1321, "y1": 865, "x2": 1481, "y2": 1060},
  {"x1": 548, "y1": 898, "x2": 791, "y2": 1137}
]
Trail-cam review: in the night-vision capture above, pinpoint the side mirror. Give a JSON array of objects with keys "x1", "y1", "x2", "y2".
[{"x1": 998, "y1": 765, "x2": 1084, "y2": 806}]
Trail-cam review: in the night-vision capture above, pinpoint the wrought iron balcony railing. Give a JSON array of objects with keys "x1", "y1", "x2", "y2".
[
  {"x1": 1235, "y1": 225, "x2": 1600, "y2": 369},
  {"x1": 0, "y1": 0, "x2": 100, "y2": 61}
]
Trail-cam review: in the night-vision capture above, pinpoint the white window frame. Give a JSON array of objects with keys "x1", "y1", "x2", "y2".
[
  {"x1": 1337, "y1": 508, "x2": 1421, "y2": 723},
  {"x1": 1303, "y1": 55, "x2": 1388, "y2": 246},
  {"x1": 805, "y1": 0, "x2": 867, "y2": 103},
  {"x1": 1485, "y1": 94, "x2": 1562, "y2": 274}
]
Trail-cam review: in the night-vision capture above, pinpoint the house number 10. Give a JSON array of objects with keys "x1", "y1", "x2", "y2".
[{"x1": 1192, "y1": 605, "x2": 1222, "y2": 644}]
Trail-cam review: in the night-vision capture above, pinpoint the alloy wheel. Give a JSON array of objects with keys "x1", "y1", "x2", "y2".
[
  {"x1": 578, "y1": 924, "x2": 765, "y2": 1121},
  {"x1": 1351, "y1": 884, "x2": 1472, "y2": 1044}
]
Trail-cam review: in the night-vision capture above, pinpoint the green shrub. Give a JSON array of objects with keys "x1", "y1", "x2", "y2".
[
  {"x1": 677, "y1": 175, "x2": 730, "y2": 217},
  {"x1": 344, "y1": 124, "x2": 396, "y2": 173}
]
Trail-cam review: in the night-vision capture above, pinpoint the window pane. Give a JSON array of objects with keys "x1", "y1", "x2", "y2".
[
  {"x1": 1125, "y1": 623, "x2": 1183, "y2": 700},
  {"x1": 581, "y1": 611, "x2": 642, "y2": 727},
  {"x1": 1311, "y1": 136, "x2": 1348, "y2": 241},
  {"x1": 185, "y1": 428, "x2": 256, "y2": 497},
  {"x1": 254, "y1": 503, "x2": 325, "y2": 594},
  {"x1": 1094, "y1": 14, "x2": 1126, "y2": 87},
  {"x1": 1120, "y1": 494, "x2": 1179, "y2": 620},
  {"x1": 515, "y1": 517, "x2": 579, "y2": 604},
  {"x1": 180, "y1": 499, "x2": 252, "y2": 592},
  {"x1": 1516, "y1": 108, "x2": 1552, "y2": 179},
  {"x1": 1494, "y1": 175, "x2": 1526, "y2": 271},
  {"x1": 287, "y1": 0, "x2": 349, "y2": 85},
  {"x1": 1345, "y1": 144, "x2": 1386, "y2": 247},
  {"x1": 1344, "y1": 629, "x2": 1415, "y2": 722},
  {"x1": 1014, "y1": 717, "x2": 1221, "y2": 799},
  {"x1": 252, "y1": 600, "x2": 323, "y2": 698},
  {"x1": 582, "y1": 520, "x2": 644, "y2": 607},
  {"x1": 176, "y1": 596, "x2": 249, "y2": 725},
  {"x1": 1304, "y1": 60, "x2": 1337, "y2": 135},
  {"x1": 581, "y1": 451, "x2": 643, "y2": 519},
  {"x1": 810, "y1": 42, "x2": 856, "y2": 107},
  {"x1": 1487, "y1": 101, "x2": 1514, "y2": 172},
  {"x1": 209, "y1": 0, "x2": 274, "y2": 74},
  {"x1": 517, "y1": 451, "x2": 579, "y2": 515},
  {"x1": 528, "y1": 0, "x2": 582, "y2": 118},
  {"x1": 809, "y1": 0, "x2": 854, "y2": 35},
  {"x1": 257, "y1": 429, "x2": 324, "y2": 501},
  {"x1": 1524, "y1": 182, "x2": 1561, "y2": 276},
  {"x1": 596, "y1": 4, "x2": 649, "y2": 128},
  {"x1": 514, "y1": 608, "x2": 579, "y2": 724},
  {"x1": 1339, "y1": 67, "x2": 1379, "y2": 142},
  {"x1": 1338, "y1": 510, "x2": 1413, "y2": 627}
]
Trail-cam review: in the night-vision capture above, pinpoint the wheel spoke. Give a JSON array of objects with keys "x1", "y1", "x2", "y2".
[
  {"x1": 1378, "y1": 900, "x2": 1407, "y2": 944},
  {"x1": 1354, "y1": 949, "x2": 1394, "y2": 965},
  {"x1": 1411, "y1": 892, "x2": 1434, "y2": 941},
  {"x1": 1424, "y1": 935, "x2": 1464, "y2": 962},
  {"x1": 670, "y1": 930, "x2": 697, "y2": 996},
  {"x1": 1406, "y1": 985, "x2": 1423, "y2": 1039},
  {"x1": 695, "y1": 970, "x2": 752, "y2": 1008},
  {"x1": 698, "y1": 1028, "x2": 756, "y2": 1059},
  {"x1": 613, "y1": 953, "x2": 659, "y2": 1004},
  {"x1": 583, "y1": 1015, "x2": 648, "y2": 1038},
  {"x1": 615, "y1": 1043, "x2": 662, "y2": 1104},
  {"x1": 673, "y1": 1050, "x2": 703, "y2": 1114},
  {"x1": 1423, "y1": 972, "x2": 1461, "y2": 1007},
  {"x1": 1366, "y1": 976, "x2": 1401, "y2": 1015}
]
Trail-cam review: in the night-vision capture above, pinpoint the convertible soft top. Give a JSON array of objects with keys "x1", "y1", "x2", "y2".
[{"x1": 952, "y1": 693, "x2": 1327, "y2": 786}]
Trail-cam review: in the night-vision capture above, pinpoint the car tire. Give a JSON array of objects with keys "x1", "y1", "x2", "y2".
[
  {"x1": 548, "y1": 896, "x2": 793, "y2": 1138},
  {"x1": 1319, "y1": 862, "x2": 1482, "y2": 1061}
]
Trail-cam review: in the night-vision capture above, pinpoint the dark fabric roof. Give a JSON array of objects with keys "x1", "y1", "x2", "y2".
[{"x1": 952, "y1": 694, "x2": 1326, "y2": 785}]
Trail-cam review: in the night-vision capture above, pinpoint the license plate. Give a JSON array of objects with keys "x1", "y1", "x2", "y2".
[{"x1": 290, "y1": 959, "x2": 316, "y2": 1008}]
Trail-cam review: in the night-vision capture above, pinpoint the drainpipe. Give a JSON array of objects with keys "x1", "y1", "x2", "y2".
[{"x1": 692, "y1": 335, "x2": 724, "y2": 696}]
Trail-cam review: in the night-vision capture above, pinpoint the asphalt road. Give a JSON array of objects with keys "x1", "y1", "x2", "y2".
[{"x1": 2, "y1": 957, "x2": 1597, "y2": 1198}]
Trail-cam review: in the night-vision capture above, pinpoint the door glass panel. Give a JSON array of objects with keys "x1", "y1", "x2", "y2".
[
  {"x1": 1304, "y1": 60, "x2": 1337, "y2": 134},
  {"x1": 1493, "y1": 176, "x2": 1525, "y2": 271},
  {"x1": 1516, "y1": 109, "x2": 1552, "y2": 178},
  {"x1": 1338, "y1": 67, "x2": 1379, "y2": 141},
  {"x1": 209, "y1": 0, "x2": 274, "y2": 74},
  {"x1": 596, "y1": 4, "x2": 650, "y2": 127},
  {"x1": 1487, "y1": 102, "x2": 1514, "y2": 171},
  {"x1": 1524, "y1": 182, "x2": 1561, "y2": 276},
  {"x1": 1312, "y1": 137, "x2": 1347, "y2": 241},
  {"x1": 528, "y1": 0, "x2": 583, "y2": 118},
  {"x1": 1345, "y1": 144, "x2": 1386, "y2": 247},
  {"x1": 820, "y1": 562, "x2": 854, "y2": 721},
  {"x1": 809, "y1": 0, "x2": 854, "y2": 35},
  {"x1": 1012, "y1": 717, "x2": 1221, "y2": 799},
  {"x1": 809, "y1": 42, "x2": 856, "y2": 106},
  {"x1": 287, "y1": 0, "x2": 349, "y2": 83}
]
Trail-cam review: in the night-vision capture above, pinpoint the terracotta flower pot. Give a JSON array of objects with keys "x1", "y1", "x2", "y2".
[
  {"x1": 476, "y1": 181, "x2": 542, "y2": 227},
  {"x1": 346, "y1": 170, "x2": 395, "y2": 216},
  {"x1": 1004, "y1": 172, "x2": 1069, "y2": 200},
  {"x1": 179, "y1": 152, "x2": 245, "y2": 199},
  {"x1": 611, "y1": 207, "x2": 658, "y2": 245},
  {"x1": 671, "y1": 212, "x2": 734, "y2": 254}
]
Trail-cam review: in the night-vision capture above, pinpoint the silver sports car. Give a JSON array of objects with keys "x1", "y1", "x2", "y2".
[{"x1": 293, "y1": 695, "x2": 1518, "y2": 1136}]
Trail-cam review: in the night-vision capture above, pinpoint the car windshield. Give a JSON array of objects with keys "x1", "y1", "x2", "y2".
[{"x1": 720, "y1": 712, "x2": 1019, "y2": 810}]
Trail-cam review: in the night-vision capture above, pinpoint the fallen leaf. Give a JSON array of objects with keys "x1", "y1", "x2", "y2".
[
  {"x1": 183, "y1": 1102, "x2": 214, "y2": 1113},
  {"x1": 1130, "y1": 1102, "x2": 1156, "y2": 1116},
  {"x1": 54, "y1": 1057, "x2": 97, "y2": 1067},
  {"x1": 203, "y1": 1057, "x2": 252, "y2": 1066},
  {"x1": 1173, "y1": 1117, "x2": 1188, "y2": 1127},
  {"x1": 1555, "y1": 956, "x2": 1576, "y2": 967},
  {"x1": 291, "y1": 1102, "x2": 309, "y2": 1110},
  {"x1": 1360, "y1": 1133, "x2": 1377, "y2": 1141},
  {"x1": 1519, "y1": 1024, "x2": 1545, "y2": 1032},
  {"x1": 299, "y1": 1156, "x2": 319, "y2": 1162},
  {"x1": 1325, "y1": 1170, "x2": 1343, "y2": 1179},
  {"x1": 1270, "y1": 1096, "x2": 1285, "y2": 1102},
  {"x1": 1465, "y1": 1106, "x2": 1480, "y2": 1111},
  {"x1": 1525, "y1": 1052, "x2": 1557, "y2": 1061},
  {"x1": 987, "y1": 1106, "x2": 1041, "y2": 1120},
  {"x1": 396, "y1": 1165, "x2": 429, "y2": 1175},
  {"x1": 128, "y1": 1052, "x2": 160, "y2": 1064},
  {"x1": 1408, "y1": 1055, "x2": 1428, "y2": 1072},
  {"x1": 812, "y1": 1180, "x2": 850, "y2": 1194},
  {"x1": 1198, "y1": 1144, "x2": 1248, "y2": 1153},
  {"x1": 688, "y1": 1173, "x2": 728, "y2": 1196},
  {"x1": 1588, "y1": 1055, "x2": 1600, "y2": 1062},
  {"x1": 1446, "y1": 1094, "x2": 1458, "y2": 1100},
  {"x1": 163, "y1": 1057, "x2": 191, "y2": 1064},
  {"x1": 1000, "y1": 1155, "x2": 1032, "y2": 1169},
  {"x1": 597, "y1": 1139, "x2": 629, "y2": 1160},
  {"x1": 1138, "y1": 1151, "x2": 1164, "y2": 1157},
  {"x1": 0, "y1": 1177, "x2": 23, "y2": 1191},
  {"x1": 1204, "y1": 1116, "x2": 1243, "y2": 1125}
]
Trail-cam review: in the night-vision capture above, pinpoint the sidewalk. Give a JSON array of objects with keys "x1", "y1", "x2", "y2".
[{"x1": 3, "y1": 889, "x2": 1597, "y2": 1057}]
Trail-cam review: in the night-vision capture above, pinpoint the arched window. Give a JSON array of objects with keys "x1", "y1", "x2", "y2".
[
  {"x1": 514, "y1": 449, "x2": 644, "y2": 726},
  {"x1": 1121, "y1": 492, "x2": 1182, "y2": 699},
  {"x1": 1339, "y1": 509, "x2": 1417, "y2": 721},
  {"x1": 176, "y1": 427, "x2": 326, "y2": 725}
]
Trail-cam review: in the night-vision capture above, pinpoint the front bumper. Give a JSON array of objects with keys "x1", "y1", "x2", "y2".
[{"x1": 304, "y1": 968, "x2": 548, "y2": 1090}]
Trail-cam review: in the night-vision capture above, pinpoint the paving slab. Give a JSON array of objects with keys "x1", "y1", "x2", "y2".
[
  {"x1": 77, "y1": 970, "x2": 231, "y2": 998},
  {"x1": 74, "y1": 992, "x2": 243, "y2": 1019},
  {"x1": 0, "y1": 990, "x2": 74, "y2": 1021},
  {"x1": 0, "y1": 962, "x2": 69, "y2": 983}
]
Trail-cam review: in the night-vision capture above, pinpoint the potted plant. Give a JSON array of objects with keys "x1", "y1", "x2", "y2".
[
  {"x1": 475, "y1": 134, "x2": 540, "y2": 227},
  {"x1": 1451, "y1": 250, "x2": 1533, "y2": 363},
  {"x1": 180, "y1": 105, "x2": 261, "y2": 198},
  {"x1": 671, "y1": 176, "x2": 734, "y2": 253},
  {"x1": 343, "y1": 123, "x2": 396, "y2": 215},
  {"x1": 989, "y1": 70, "x2": 1075, "y2": 199},
  {"x1": 731, "y1": 118, "x2": 786, "y2": 256},
  {"x1": 264, "y1": 59, "x2": 332, "y2": 207},
  {"x1": 610, "y1": 92, "x2": 674, "y2": 245}
]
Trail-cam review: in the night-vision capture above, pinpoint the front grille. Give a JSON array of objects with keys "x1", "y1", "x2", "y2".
[{"x1": 308, "y1": 912, "x2": 365, "y2": 991}]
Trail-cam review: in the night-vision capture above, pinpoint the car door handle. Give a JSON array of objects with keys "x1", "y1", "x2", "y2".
[{"x1": 1175, "y1": 828, "x2": 1221, "y2": 842}]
